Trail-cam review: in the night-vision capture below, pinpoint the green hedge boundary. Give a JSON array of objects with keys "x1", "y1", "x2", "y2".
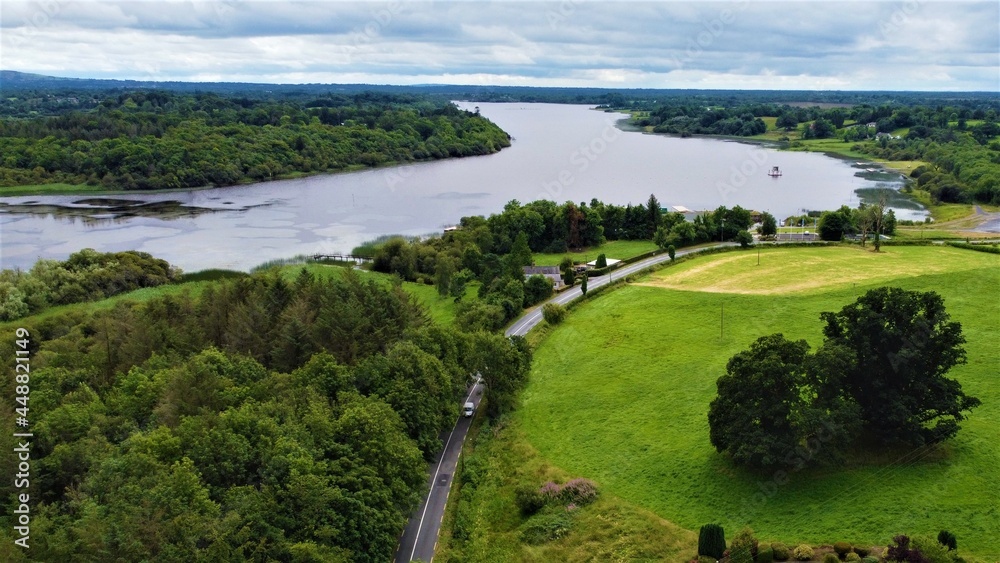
[{"x1": 945, "y1": 241, "x2": 1000, "y2": 254}]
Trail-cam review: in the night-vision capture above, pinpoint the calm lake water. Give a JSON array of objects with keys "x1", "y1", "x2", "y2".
[{"x1": 0, "y1": 103, "x2": 917, "y2": 272}]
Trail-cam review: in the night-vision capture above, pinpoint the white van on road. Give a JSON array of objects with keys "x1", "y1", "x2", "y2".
[{"x1": 463, "y1": 402, "x2": 475, "y2": 418}]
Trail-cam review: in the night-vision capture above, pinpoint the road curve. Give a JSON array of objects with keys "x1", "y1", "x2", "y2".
[{"x1": 395, "y1": 242, "x2": 733, "y2": 562}]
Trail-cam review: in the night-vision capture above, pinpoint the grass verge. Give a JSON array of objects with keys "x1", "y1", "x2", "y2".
[{"x1": 437, "y1": 418, "x2": 697, "y2": 563}]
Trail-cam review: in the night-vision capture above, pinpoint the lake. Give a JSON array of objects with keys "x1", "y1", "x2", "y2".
[{"x1": 0, "y1": 102, "x2": 917, "y2": 272}]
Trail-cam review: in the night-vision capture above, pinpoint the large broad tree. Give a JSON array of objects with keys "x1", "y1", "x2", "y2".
[
  {"x1": 708, "y1": 334, "x2": 850, "y2": 470},
  {"x1": 820, "y1": 287, "x2": 979, "y2": 446}
]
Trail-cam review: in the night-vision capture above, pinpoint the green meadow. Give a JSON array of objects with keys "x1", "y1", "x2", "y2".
[
  {"x1": 532, "y1": 239, "x2": 659, "y2": 267},
  {"x1": 519, "y1": 245, "x2": 1000, "y2": 557}
]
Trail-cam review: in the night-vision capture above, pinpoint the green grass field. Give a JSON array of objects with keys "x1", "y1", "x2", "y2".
[
  {"x1": 520, "y1": 246, "x2": 1000, "y2": 557},
  {"x1": 399, "y1": 278, "x2": 478, "y2": 326},
  {"x1": 532, "y1": 239, "x2": 659, "y2": 267}
]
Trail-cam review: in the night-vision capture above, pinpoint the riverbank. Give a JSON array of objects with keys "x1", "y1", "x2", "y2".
[
  {"x1": 615, "y1": 116, "x2": 986, "y2": 225},
  {"x1": 0, "y1": 160, "x2": 438, "y2": 198}
]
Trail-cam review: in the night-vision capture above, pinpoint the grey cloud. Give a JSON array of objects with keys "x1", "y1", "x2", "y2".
[{"x1": 2, "y1": 0, "x2": 996, "y2": 91}]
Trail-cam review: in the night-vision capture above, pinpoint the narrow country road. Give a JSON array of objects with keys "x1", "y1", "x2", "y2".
[{"x1": 394, "y1": 242, "x2": 733, "y2": 562}]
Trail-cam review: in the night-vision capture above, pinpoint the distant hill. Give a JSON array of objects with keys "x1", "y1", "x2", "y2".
[{"x1": 2, "y1": 70, "x2": 997, "y2": 105}]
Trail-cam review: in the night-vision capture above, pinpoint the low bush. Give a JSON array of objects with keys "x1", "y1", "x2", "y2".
[
  {"x1": 514, "y1": 484, "x2": 547, "y2": 516},
  {"x1": 793, "y1": 544, "x2": 814, "y2": 561},
  {"x1": 730, "y1": 528, "x2": 759, "y2": 563},
  {"x1": 772, "y1": 543, "x2": 791, "y2": 561},
  {"x1": 756, "y1": 546, "x2": 775, "y2": 563},
  {"x1": 542, "y1": 302, "x2": 566, "y2": 324},
  {"x1": 937, "y1": 530, "x2": 957, "y2": 551},
  {"x1": 912, "y1": 535, "x2": 956, "y2": 563},
  {"x1": 946, "y1": 241, "x2": 1000, "y2": 254},
  {"x1": 823, "y1": 554, "x2": 840, "y2": 563},
  {"x1": 520, "y1": 512, "x2": 573, "y2": 544},
  {"x1": 861, "y1": 558, "x2": 879, "y2": 563},
  {"x1": 845, "y1": 553, "x2": 862, "y2": 562},
  {"x1": 834, "y1": 542, "x2": 853, "y2": 558},
  {"x1": 559, "y1": 477, "x2": 599, "y2": 505},
  {"x1": 538, "y1": 481, "x2": 562, "y2": 501},
  {"x1": 853, "y1": 546, "x2": 871, "y2": 557}
]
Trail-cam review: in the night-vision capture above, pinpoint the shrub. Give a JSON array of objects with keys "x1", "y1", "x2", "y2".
[
  {"x1": 937, "y1": 530, "x2": 957, "y2": 551},
  {"x1": 559, "y1": 478, "x2": 599, "y2": 505},
  {"x1": 834, "y1": 542, "x2": 853, "y2": 558},
  {"x1": 861, "y1": 558, "x2": 879, "y2": 563},
  {"x1": 756, "y1": 546, "x2": 775, "y2": 563},
  {"x1": 514, "y1": 484, "x2": 547, "y2": 516},
  {"x1": 698, "y1": 524, "x2": 726, "y2": 559},
  {"x1": 538, "y1": 481, "x2": 562, "y2": 501},
  {"x1": 912, "y1": 535, "x2": 955, "y2": 563},
  {"x1": 730, "y1": 528, "x2": 759, "y2": 563},
  {"x1": 698, "y1": 557, "x2": 717, "y2": 563},
  {"x1": 520, "y1": 512, "x2": 573, "y2": 544},
  {"x1": 792, "y1": 545, "x2": 814, "y2": 561},
  {"x1": 453, "y1": 497, "x2": 475, "y2": 540},
  {"x1": 736, "y1": 230, "x2": 754, "y2": 248},
  {"x1": 772, "y1": 543, "x2": 791, "y2": 561},
  {"x1": 542, "y1": 302, "x2": 566, "y2": 324},
  {"x1": 823, "y1": 554, "x2": 840, "y2": 563},
  {"x1": 595, "y1": 253, "x2": 607, "y2": 268},
  {"x1": 853, "y1": 546, "x2": 871, "y2": 557},
  {"x1": 845, "y1": 554, "x2": 862, "y2": 562}
]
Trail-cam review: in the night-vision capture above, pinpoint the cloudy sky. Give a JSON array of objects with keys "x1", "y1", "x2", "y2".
[{"x1": 2, "y1": 1, "x2": 998, "y2": 91}]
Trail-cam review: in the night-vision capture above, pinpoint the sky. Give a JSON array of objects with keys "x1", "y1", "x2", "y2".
[{"x1": 2, "y1": 0, "x2": 998, "y2": 91}]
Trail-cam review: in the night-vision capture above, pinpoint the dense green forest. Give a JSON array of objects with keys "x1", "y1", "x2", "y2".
[
  {"x1": 0, "y1": 266, "x2": 531, "y2": 562},
  {"x1": 0, "y1": 90, "x2": 510, "y2": 190}
]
